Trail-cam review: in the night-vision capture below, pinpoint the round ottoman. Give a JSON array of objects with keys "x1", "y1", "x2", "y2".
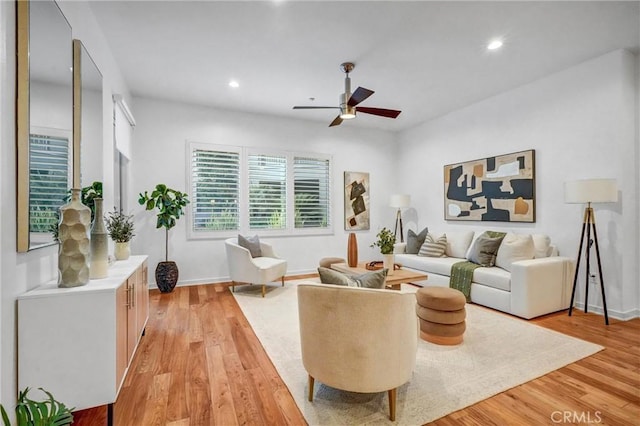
[
  {"x1": 415, "y1": 287, "x2": 466, "y2": 345},
  {"x1": 318, "y1": 257, "x2": 346, "y2": 268}
]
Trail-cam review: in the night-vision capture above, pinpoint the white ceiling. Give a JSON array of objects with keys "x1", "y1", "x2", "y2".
[{"x1": 89, "y1": 1, "x2": 640, "y2": 132}]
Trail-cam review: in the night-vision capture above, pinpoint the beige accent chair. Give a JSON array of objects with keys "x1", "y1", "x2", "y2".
[
  {"x1": 297, "y1": 283, "x2": 418, "y2": 421},
  {"x1": 224, "y1": 238, "x2": 287, "y2": 297}
]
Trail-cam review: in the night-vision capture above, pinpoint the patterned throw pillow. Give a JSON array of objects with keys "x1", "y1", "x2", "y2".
[
  {"x1": 406, "y1": 227, "x2": 429, "y2": 254},
  {"x1": 418, "y1": 233, "x2": 447, "y2": 257}
]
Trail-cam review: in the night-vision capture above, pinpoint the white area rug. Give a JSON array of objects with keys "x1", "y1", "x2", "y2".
[{"x1": 232, "y1": 281, "x2": 603, "y2": 425}]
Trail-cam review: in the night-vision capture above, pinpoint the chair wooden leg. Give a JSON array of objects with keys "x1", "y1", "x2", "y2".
[
  {"x1": 281, "y1": 276, "x2": 285, "y2": 286},
  {"x1": 388, "y1": 388, "x2": 397, "y2": 421},
  {"x1": 308, "y1": 375, "x2": 314, "y2": 401},
  {"x1": 231, "y1": 281, "x2": 235, "y2": 292},
  {"x1": 261, "y1": 285, "x2": 266, "y2": 298}
]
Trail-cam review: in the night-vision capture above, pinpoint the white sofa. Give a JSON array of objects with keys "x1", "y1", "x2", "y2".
[{"x1": 394, "y1": 230, "x2": 574, "y2": 319}]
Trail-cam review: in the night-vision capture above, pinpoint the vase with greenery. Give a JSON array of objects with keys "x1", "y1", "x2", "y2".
[
  {"x1": 105, "y1": 208, "x2": 135, "y2": 260},
  {"x1": 138, "y1": 184, "x2": 189, "y2": 293},
  {"x1": 371, "y1": 227, "x2": 397, "y2": 275},
  {"x1": 1, "y1": 387, "x2": 74, "y2": 426}
]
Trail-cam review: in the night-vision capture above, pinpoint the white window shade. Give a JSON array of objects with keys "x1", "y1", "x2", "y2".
[{"x1": 113, "y1": 95, "x2": 135, "y2": 159}]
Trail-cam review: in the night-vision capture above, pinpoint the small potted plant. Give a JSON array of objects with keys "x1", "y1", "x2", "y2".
[
  {"x1": 370, "y1": 227, "x2": 397, "y2": 275},
  {"x1": 105, "y1": 208, "x2": 135, "y2": 260},
  {"x1": 138, "y1": 184, "x2": 189, "y2": 293}
]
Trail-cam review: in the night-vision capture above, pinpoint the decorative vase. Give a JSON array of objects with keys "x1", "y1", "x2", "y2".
[
  {"x1": 58, "y1": 188, "x2": 91, "y2": 287},
  {"x1": 114, "y1": 241, "x2": 131, "y2": 260},
  {"x1": 383, "y1": 253, "x2": 395, "y2": 275},
  {"x1": 156, "y1": 261, "x2": 179, "y2": 293},
  {"x1": 90, "y1": 198, "x2": 108, "y2": 279},
  {"x1": 347, "y1": 232, "x2": 358, "y2": 267}
]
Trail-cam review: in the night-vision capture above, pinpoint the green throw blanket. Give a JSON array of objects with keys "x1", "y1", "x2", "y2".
[{"x1": 449, "y1": 261, "x2": 481, "y2": 302}]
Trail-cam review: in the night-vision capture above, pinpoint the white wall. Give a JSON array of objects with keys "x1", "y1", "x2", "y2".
[
  {"x1": 397, "y1": 50, "x2": 639, "y2": 320},
  {"x1": 0, "y1": 0, "x2": 130, "y2": 413},
  {"x1": 130, "y1": 98, "x2": 398, "y2": 286}
]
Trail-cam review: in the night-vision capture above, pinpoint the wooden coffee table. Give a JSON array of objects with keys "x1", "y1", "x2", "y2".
[{"x1": 330, "y1": 262, "x2": 428, "y2": 290}]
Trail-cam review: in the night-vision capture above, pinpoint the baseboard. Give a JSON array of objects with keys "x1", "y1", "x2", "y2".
[
  {"x1": 572, "y1": 302, "x2": 640, "y2": 321},
  {"x1": 148, "y1": 268, "x2": 318, "y2": 290}
]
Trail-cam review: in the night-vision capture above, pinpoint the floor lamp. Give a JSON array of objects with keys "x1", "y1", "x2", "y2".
[
  {"x1": 390, "y1": 194, "x2": 410, "y2": 243},
  {"x1": 564, "y1": 178, "x2": 618, "y2": 325}
]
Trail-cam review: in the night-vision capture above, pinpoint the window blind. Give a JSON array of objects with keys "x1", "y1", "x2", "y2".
[
  {"x1": 294, "y1": 157, "x2": 330, "y2": 228},
  {"x1": 248, "y1": 154, "x2": 287, "y2": 230}
]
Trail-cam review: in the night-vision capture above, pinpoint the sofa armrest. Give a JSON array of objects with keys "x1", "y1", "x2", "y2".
[
  {"x1": 509, "y1": 256, "x2": 574, "y2": 319},
  {"x1": 394, "y1": 243, "x2": 407, "y2": 254}
]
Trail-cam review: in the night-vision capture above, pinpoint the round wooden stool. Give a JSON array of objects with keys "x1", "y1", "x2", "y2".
[{"x1": 415, "y1": 287, "x2": 466, "y2": 345}]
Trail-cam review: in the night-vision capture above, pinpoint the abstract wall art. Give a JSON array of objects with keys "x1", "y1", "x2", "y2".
[
  {"x1": 444, "y1": 150, "x2": 535, "y2": 222},
  {"x1": 344, "y1": 171, "x2": 370, "y2": 230}
]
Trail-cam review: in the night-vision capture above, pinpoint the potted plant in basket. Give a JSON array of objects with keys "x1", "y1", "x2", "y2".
[
  {"x1": 105, "y1": 208, "x2": 135, "y2": 260},
  {"x1": 370, "y1": 227, "x2": 397, "y2": 275},
  {"x1": 138, "y1": 184, "x2": 189, "y2": 293}
]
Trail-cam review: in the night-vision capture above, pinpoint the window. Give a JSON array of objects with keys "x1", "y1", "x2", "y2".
[
  {"x1": 188, "y1": 143, "x2": 331, "y2": 238},
  {"x1": 29, "y1": 133, "x2": 70, "y2": 233}
]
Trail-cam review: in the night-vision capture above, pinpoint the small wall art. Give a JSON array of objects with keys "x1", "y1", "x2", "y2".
[
  {"x1": 444, "y1": 149, "x2": 535, "y2": 222},
  {"x1": 344, "y1": 171, "x2": 370, "y2": 230}
]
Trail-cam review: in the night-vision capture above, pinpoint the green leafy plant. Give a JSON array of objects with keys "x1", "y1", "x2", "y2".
[
  {"x1": 104, "y1": 208, "x2": 135, "y2": 243},
  {"x1": 138, "y1": 184, "x2": 189, "y2": 261},
  {"x1": 370, "y1": 227, "x2": 396, "y2": 255},
  {"x1": 0, "y1": 387, "x2": 74, "y2": 426}
]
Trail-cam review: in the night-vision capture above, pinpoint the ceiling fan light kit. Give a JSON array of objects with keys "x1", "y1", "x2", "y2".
[{"x1": 293, "y1": 62, "x2": 401, "y2": 127}]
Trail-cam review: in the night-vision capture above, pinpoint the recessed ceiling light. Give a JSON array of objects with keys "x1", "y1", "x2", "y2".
[
  {"x1": 229, "y1": 80, "x2": 239, "y2": 88},
  {"x1": 487, "y1": 40, "x2": 503, "y2": 51}
]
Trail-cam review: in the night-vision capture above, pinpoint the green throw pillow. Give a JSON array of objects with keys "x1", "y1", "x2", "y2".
[
  {"x1": 238, "y1": 234, "x2": 262, "y2": 258},
  {"x1": 406, "y1": 227, "x2": 429, "y2": 254},
  {"x1": 466, "y1": 231, "x2": 506, "y2": 267},
  {"x1": 317, "y1": 267, "x2": 358, "y2": 286},
  {"x1": 353, "y1": 268, "x2": 388, "y2": 289}
]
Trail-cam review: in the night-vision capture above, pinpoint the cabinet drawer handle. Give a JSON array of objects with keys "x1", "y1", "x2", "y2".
[{"x1": 125, "y1": 287, "x2": 131, "y2": 308}]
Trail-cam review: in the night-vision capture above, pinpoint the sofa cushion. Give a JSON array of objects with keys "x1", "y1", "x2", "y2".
[
  {"x1": 396, "y1": 254, "x2": 461, "y2": 276},
  {"x1": 496, "y1": 233, "x2": 535, "y2": 272},
  {"x1": 406, "y1": 227, "x2": 429, "y2": 254},
  {"x1": 472, "y1": 267, "x2": 511, "y2": 292},
  {"x1": 238, "y1": 234, "x2": 262, "y2": 257},
  {"x1": 532, "y1": 234, "x2": 552, "y2": 258},
  {"x1": 445, "y1": 230, "x2": 475, "y2": 258},
  {"x1": 466, "y1": 231, "x2": 506, "y2": 267},
  {"x1": 418, "y1": 233, "x2": 447, "y2": 257},
  {"x1": 317, "y1": 267, "x2": 357, "y2": 286}
]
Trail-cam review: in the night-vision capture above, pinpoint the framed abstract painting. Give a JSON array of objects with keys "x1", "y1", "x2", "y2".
[
  {"x1": 344, "y1": 171, "x2": 370, "y2": 230},
  {"x1": 444, "y1": 150, "x2": 535, "y2": 222}
]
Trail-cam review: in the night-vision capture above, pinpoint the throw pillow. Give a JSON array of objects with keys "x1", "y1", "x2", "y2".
[
  {"x1": 406, "y1": 227, "x2": 428, "y2": 254},
  {"x1": 495, "y1": 233, "x2": 536, "y2": 272},
  {"x1": 531, "y1": 234, "x2": 552, "y2": 258},
  {"x1": 466, "y1": 231, "x2": 506, "y2": 267},
  {"x1": 445, "y1": 230, "x2": 475, "y2": 258},
  {"x1": 418, "y1": 233, "x2": 447, "y2": 257},
  {"x1": 353, "y1": 269, "x2": 388, "y2": 289},
  {"x1": 238, "y1": 234, "x2": 262, "y2": 258},
  {"x1": 317, "y1": 267, "x2": 358, "y2": 287}
]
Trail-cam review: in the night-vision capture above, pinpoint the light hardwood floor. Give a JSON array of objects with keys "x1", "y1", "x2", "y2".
[{"x1": 74, "y1": 282, "x2": 639, "y2": 425}]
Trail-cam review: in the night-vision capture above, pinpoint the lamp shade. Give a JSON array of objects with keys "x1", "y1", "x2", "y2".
[
  {"x1": 390, "y1": 194, "x2": 411, "y2": 208},
  {"x1": 564, "y1": 179, "x2": 618, "y2": 204}
]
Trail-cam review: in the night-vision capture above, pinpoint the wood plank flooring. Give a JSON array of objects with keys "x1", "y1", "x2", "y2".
[{"x1": 73, "y1": 282, "x2": 639, "y2": 426}]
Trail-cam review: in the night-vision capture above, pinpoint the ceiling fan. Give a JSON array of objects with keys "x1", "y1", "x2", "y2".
[{"x1": 293, "y1": 62, "x2": 401, "y2": 127}]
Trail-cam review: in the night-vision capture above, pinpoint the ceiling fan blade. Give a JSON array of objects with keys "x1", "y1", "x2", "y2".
[
  {"x1": 329, "y1": 116, "x2": 343, "y2": 127},
  {"x1": 293, "y1": 106, "x2": 339, "y2": 110},
  {"x1": 348, "y1": 87, "x2": 375, "y2": 107},
  {"x1": 357, "y1": 107, "x2": 401, "y2": 119}
]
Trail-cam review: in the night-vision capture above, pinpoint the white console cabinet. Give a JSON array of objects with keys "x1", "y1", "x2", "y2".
[{"x1": 18, "y1": 255, "x2": 149, "y2": 412}]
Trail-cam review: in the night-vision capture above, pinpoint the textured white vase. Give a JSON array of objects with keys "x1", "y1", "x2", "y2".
[
  {"x1": 58, "y1": 188, "x2": 91, "y2": 287},
  {"x1": 114, "y1": 241, "x2": 131, "y2": 260},
  {"x1": 90, "y1": 198, "x2": 109, "y2": 279},
  {"x1": 383, "y1": 253, "x2": 395, "y2": 275}
]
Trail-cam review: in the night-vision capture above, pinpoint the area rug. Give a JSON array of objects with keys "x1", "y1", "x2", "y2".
[{"x1": 232, "y1": 281, "x2": 603, "y2": 425}]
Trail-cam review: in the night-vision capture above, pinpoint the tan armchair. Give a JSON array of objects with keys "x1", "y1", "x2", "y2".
[
  {"x1": 297, "y1": 283, "x2": 418, "y2": 421},
  {"x1": 224, "y1": 238, "x2": 287, "y2": 297}
]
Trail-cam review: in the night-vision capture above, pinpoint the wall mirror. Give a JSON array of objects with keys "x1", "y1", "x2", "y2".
[
  {"x1": 17, "y1": 0, "x2": 73, "y2": 252},
  {"x1": 74, "y1": 39, "x2": 103, "y2": 189}
]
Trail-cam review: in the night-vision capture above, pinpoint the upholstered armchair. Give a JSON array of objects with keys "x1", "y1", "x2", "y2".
[
  {"x1": 224, "y1": 238, "x2": 287, "y2": 297},
  {"x1": 297, "y1": 283, "x2": 418, "y2": 421}
]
